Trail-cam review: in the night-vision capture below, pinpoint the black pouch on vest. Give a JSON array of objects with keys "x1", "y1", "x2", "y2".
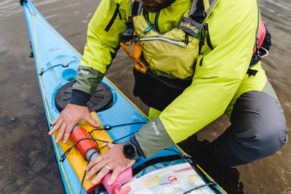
[{"x1": 133, "y1": 68, "x2": 192, "y2": 111}]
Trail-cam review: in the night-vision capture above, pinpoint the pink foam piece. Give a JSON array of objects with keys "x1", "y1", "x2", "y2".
[
  {"x1": 257, "y1": 20, "x2": 267, "y2": 48},
  {"x1": 254, "y1": 20, "x2": 267, "y2": 53},
  {"x1": 102, "y1": 167, "x2": 133, "y2": 194}
]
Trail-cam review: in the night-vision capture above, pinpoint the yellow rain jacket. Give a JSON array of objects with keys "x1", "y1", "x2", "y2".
[{"x1": 76, "y1": 0, "x2": 269, "y2": 156}]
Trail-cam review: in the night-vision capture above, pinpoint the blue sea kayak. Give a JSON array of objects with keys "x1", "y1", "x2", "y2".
[{"x1": 20, "y1": 0, "x2": 225, "y2": 193}]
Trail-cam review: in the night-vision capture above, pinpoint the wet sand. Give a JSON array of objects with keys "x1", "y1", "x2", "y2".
[{"x1": 0, "y1": 0, "x2": 290, "y2": 193}]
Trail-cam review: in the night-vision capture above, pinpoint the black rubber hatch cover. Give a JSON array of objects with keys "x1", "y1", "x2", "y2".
[{"x1": 55, "y1": 81, "x2": 113, "y2": 112}]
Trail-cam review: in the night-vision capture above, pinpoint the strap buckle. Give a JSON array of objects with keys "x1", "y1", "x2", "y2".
[{"x1": 120, "y1": 42, "x2": 148, "y2": 74}]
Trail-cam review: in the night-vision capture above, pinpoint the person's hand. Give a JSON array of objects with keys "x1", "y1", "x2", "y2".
[
  {"x1": 86, "y1": 143, "x2": 135, "y2": 185},
  {"x1": 49, "y1": 103, "x2": 100, "y2": 143}
]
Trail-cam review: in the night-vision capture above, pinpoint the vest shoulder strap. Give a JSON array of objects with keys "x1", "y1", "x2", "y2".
[
  {"x1": 131, "y1": 0, "x2": 142, "y2": 17},
  {"x1": 178, "y1": 0, "x2": 217, "y2": 38},
  {"x1": 120, "y1": 0, "x2": 142, "y2": 42}
]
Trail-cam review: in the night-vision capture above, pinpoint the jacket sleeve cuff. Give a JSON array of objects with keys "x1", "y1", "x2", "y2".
[
  {"x1": 129, "y1": 136, "x2": 146, "y2": 158},
  {"x1": 70, "y1": 89, "x2": 91, "y2": 106},
  {"x1": 135, "y1": 118, "x2": 175, "y2": 158}
]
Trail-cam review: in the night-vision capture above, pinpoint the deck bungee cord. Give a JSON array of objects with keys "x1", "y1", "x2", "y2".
[
  {"x1": 39, "y1": 60, "x2": 79, "y2": 76},
  {"x1": 59, "y1": 122, "x2": 147, "y2": 163},
  {"x1": 57, "y1": 121, "x2": 146, "y2": 194}
]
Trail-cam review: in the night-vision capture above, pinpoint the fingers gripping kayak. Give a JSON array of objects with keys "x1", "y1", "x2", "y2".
[
  {"x1": 49, "y1": 103, "x2": 100, "y2": 143},
  {"x1": 85, "y1": 144, "x2": 135, "y2": 185}
]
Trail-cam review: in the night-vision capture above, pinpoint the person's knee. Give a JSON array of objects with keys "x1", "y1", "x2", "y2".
[
  {"x1": 251, "y1": 119, "x2": 288, "y2": 158},
  {"x1": 230, "y1": 91, "x2": 288, "y2": 161}
]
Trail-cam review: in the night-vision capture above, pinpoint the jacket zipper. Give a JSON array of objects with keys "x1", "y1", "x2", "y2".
[
  {"x1": 141, "y1": 12, "x2": 187, "y2": 48},
  {"x1": 204, "y1": 23, "x2": 214, "y2": 50},
  {"x1": 104, "y1": 3, "x2": 121, "y2": 32},
  {"x1": 139, "y1": 36, "x2": 187, "y2": 48}
]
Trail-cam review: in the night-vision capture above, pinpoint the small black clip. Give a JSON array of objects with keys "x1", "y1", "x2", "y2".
[
  {"x1": 247, "y1": 68, "x2": 258, "y2": 77},
  {"x1": 60, "y1": 154, "x2": 66, "y2": 163},
  {"x1": 104, "y1": 125, "x2": 112, "y2": 130},
  {"x1": 20, "y1": 0, "x2": 27, "y2": 5},
  {"x1": 120, "y1": 19, "x2": 134, "y2": 43}
]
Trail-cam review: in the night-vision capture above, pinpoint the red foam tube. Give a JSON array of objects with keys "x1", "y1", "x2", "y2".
[{"x1": 71, "y1": 127, "x2": 98, "y2": 158}]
